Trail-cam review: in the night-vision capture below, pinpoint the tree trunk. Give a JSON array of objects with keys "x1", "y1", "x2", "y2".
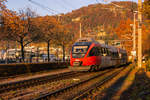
[
  {"x1": 47, "y1": 40, "x2": 50, "y2": 62},
  {"x1": 20, "y1": 38, "x2": 25, "y2": 62},
  {"x1": 62, "y1": 45, "x2": 65, "y2": 62}
]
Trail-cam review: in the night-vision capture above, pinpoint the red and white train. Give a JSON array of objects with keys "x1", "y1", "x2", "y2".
[{"x1": 69, "y1": 38, "x2": 128, "y2": 71}]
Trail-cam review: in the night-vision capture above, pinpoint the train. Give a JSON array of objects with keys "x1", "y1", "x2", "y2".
[{"x1": 69, "y1": 38, "x2": 128, "y2": 71}]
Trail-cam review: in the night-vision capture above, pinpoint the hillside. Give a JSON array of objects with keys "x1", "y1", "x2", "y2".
[{"x1": 61, "y1": 1, "x2": 137, "y2": 39}]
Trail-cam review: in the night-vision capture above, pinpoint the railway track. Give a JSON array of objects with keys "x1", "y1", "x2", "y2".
[
  {"x1": 73, "y1": 68, "x2": 125, "y2": 99},
  {"x1": 34, "y1": 67, "x2": 125, "y2": 100},
  {"x1": 0, "y1": 71, "x2": 85, "y2": 94}
]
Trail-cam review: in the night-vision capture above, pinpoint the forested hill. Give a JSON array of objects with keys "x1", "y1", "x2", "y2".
[{"x1": 61, "y1": 1, "x2": 137, "y2": 38}]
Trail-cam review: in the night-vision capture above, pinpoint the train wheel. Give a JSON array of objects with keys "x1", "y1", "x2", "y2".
[
  {"x1": 97, "y1": 65, "x2": 102, "y2": 71},
  {"x1": 89, "y1": 65, "x2": 95, "y2": 72},
  {"x1": 88, "y1": 66, "x2": 92, "y2": 72},
  {"x1": 93, "y1": 65, "x2": 98, "y2": 72},
  {"x1": 96, "y1": 65, "x2": 100, "y2": 71}
]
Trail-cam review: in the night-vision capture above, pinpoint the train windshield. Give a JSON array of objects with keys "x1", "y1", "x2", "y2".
[
  {"x1": 73, "y1": 46, "x2": 88, "y2": 53},
  {"x1": 72, "y1": 42, "x2": 92, "y2": 58}
]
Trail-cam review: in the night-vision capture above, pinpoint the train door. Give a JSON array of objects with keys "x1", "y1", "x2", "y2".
[
  {"x1": 111, "y1": 52, "x2": 116, "y2": 66},
  {"x1": 101, "y1": 47, "x2": 107, "y2": 67},
  {"x1": 88, "y1": 47, "x2": 101, "y2": 65},
  {"x1": 96, "y1": 47, "x2": 101, "y2": 65},
  {"x1": 106, "y1": 48, "x2": 111, "y2": 67}
]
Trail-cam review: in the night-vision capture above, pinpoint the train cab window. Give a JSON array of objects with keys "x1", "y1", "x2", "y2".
[
  {"x1": 72, "y1": 46, "x2": 89, "y2": 58},
  {"x1": 89, "y1": 47, "x2": 99, "y2": 56}
]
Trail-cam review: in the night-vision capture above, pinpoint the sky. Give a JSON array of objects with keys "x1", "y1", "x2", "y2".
[{"x1": 6, "y1": 0, "x2": 138, "y2": 16}]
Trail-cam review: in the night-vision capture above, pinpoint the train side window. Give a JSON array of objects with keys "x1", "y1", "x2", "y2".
[
  {"x1": 96, "y1": 47, "x2": 100, "y2": 56},
  {"x1": 113, "y1": 52, "x2": 119, "y2": 58},
  {"x1": 89, "y1": 48, "x2": 95, "y2": 56},
  {"x1": 115, "y1": 52, "x2": 117, "y2": 58},
  {"x1": 112, "y1": 52, "x2": 115, "y2": 58},
  {"x1": 116, "y1": 52, "x2": 119, "y2": 58},
  {"x1": 103, "y1": 48, "x2": 107, "y2": 56},
  {"x1": 103, "y1": 48, "x2": 106, "y2": 54},
  {"x1": 89, "y1": 47, "x2": 96, "y2": 56},
  {"x1": 89, "y1": 47, "x2": 99, "y2": 56},
  {"x1": 106, "y1": 48, "x2": 109, "y2": 56},
  {"x1": 109, "y1": 51, "x2": 112, "y2": 57},
  {"x1": 101, "y1": 47, "x2": 104, "y2": 55},
  {"x1": 107, "y1": 49, "x2": 110, "y2": 56},
  {"x1": 98, "y1": 47, "x2": 102, "y2": 56}
]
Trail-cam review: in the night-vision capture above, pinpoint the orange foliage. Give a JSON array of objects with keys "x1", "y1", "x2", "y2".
[
  {"x1": 0, "y1": 0, "x2": 7, "y2": 10},
  {"x1": 115, "y1": 18, "x2": 150, "y2": 56},
  {"x1": 114, "y1": 19, "x2": 133, "y2": 55},
  {"x1": 142, "y1": 25, "x2": 150, "y2": 55}
]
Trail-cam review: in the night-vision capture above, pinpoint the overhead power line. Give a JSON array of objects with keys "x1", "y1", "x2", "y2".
[
  {"x1": 28, "y1": 0, "x2": 60, "y2": 15},
  {"x1": 54, "y1": 0, "x2": 69, "y2": 11},
  {"x1": 96, "y1": 0, "x2": 100, "y2": 4},
  {"x1": 63, "y1": 0, "x2": 76, "y2": 9}
]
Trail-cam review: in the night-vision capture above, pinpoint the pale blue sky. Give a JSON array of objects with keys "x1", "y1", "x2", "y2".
[{"x1": 6, "y1": 0, "x2": 138, "y2": 16}]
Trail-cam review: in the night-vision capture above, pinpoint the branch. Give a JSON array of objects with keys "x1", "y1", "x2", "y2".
[{"x1": 23, "y1": 40, "x2": 33, "y2": 47}]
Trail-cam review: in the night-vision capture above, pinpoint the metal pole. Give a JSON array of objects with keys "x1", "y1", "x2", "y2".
[
  {"x1": 138, "y1": 0, "x2": 142, "y2": 68},
  {"x1": 133, "y1": 11, "x2": 137, "y2": 64},
  {"x1": 80, "y1": 22, "x2": 82, "y2": 38},
  {"x1": 133, "y1": 12, "x2": 136, "y2": 55}
]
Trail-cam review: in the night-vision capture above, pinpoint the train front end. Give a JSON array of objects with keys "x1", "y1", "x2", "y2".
[{"x1": 69, "y1": 38, "x2": 96, "y2": 71}]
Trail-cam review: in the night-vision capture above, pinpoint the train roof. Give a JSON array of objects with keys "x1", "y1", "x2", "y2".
[
  {"x1": 76, "y1": 38, "x2": 95, "y2": 42},
  {"x1": 74, "y1": 38, "x2": 127, "y2": 53},
  {"x1": 106, "y1": 45, "x2": 118, "y2": 52},
  {"x1": 74, "y1": 38, "x2": 99, "y2": 45},
  {"x1": 118, "y1": 48, "x2": 127, "y2": 53}
]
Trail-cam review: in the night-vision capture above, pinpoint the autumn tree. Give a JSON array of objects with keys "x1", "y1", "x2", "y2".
[
  {"x1": 0, "y1": 0, "x2": 7, "y2": 34},
  {"x1": 142, "y1": 25, "x2": 150, "y2": 56},
  {"x1": 0, "y1": 0, "x2": 7, "y2": 10},
  {"x1": 36, "y1": 16, "x2": 59, "y2": 62},
  {"x1": 141, "y1": 0, "x2": 150, "y2": 56},
  {"x1": 55, "y1": 25, "x2": 73, "y2": 61},
  {"x1": 114, "y1": 18, "x2": 133, "y2": 54},
  {"x1": 115, "y1": 18, "x2": 150, "y2": 56},
  {"x1": 143, "y1": 0, "x2": 150, "y2": 20},
  {"x1": 2, "y1": 8, "x2": 40, "y2": 62}
]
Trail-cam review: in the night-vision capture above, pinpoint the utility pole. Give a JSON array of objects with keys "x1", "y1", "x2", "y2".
[
  {"x1": 72, "y1": 17, "x2": 81, "y2": 38},
  {"x1": 80, "y1": 22, "x2": 82, "y2": 38},
  {"x1": 132, "y1": 11, "x2": 137, "y2": 65},
  {"x1": 138, "y1": 0, "x2": 142, "y2": 68}
]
